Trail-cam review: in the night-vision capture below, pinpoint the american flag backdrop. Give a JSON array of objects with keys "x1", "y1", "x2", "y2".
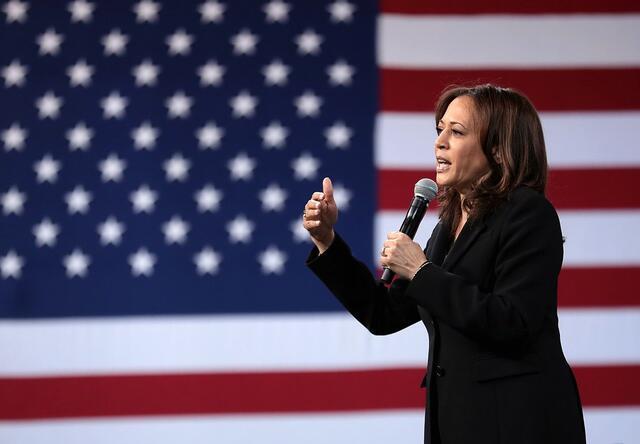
[{"x1": 0, "y1": 0, "x2": 639, "y2": 443}]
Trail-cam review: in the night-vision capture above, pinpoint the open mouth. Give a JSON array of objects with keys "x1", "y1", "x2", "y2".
[{"x1": 436, "y1": 157, "x2": 451, "y2": 173}]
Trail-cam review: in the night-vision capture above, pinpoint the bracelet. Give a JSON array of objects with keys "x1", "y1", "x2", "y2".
[{"x1": 412, "y1": 260, "x2": 431, "y2": 280}]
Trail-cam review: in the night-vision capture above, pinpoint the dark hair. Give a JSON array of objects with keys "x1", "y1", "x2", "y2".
[{"x1": 435, "y1": 84, "x2": 547, "y2": 232}]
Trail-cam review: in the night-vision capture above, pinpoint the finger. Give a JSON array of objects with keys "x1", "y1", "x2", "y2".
[
  {"x1": 387, "y1": 231, "x2": 399, "y2": 240},
  {"x1": 306, "y1": 199, "x2": 321, "y2": 210},
  {"x1": 322, "y1": 177, "x2": 334, "y2": 203},
  {"x1": 305, "y1": 208, "x2": 321, "y2": 219},
  {"x1": 311, "y1": 191, "x2": 325, "y2": 201},
  {"x1": 383, "y1": 240, "x2": 395, "y2": 248},
  {"x1": 305, "y1": 219, "x2": 322, "y2": 228}
]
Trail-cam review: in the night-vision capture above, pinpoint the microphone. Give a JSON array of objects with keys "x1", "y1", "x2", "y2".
[{"x1": 381, "y1": 178, "x2": 438, "y2": 284}]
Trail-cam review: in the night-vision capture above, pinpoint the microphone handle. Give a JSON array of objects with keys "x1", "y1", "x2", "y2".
[{"x1": 380, "y1": 196, "x2": 429, "y2": 284}]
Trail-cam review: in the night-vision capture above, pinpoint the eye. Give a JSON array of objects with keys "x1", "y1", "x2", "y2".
[
  {"x1": 436, "y1": 127, "x2": 443, "y2": 135},
  {"x1": 452, "y1": 129, "x2": 463, "y2": 136}
]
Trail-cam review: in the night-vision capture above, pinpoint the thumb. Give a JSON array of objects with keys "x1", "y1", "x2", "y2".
[{"x1": 322, "y1": 177, "x2": 334, "y2": 203}]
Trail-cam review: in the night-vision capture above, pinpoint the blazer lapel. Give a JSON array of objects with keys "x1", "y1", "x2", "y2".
[
  {"x1": 426, "y1": 222, "x2": 452, "y2": 267},
  {"x1": 441, "y1": 218, "x2": 487, "y2": 270}
]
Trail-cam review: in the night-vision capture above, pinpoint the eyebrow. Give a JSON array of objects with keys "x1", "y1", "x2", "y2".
[{"x1": 438, "y1": 119, "x2": 468, "y2": 129}]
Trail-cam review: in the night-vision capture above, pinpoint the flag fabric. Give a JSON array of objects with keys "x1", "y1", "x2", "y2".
[{"x1": 0, "y1": 1, "x2": 639, "y2": 443}]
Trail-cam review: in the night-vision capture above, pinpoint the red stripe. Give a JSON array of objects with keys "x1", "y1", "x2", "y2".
[
  {"x1": 0, "y1": 369, "x2": 425, "y2": 420},
  {"x1": 0, "y1": 365, "x2": 636, "y2": 420},
  {"x1": 380, "y1": 69, "x2": 640, "y2": 112},
  {"x1": 574, "y1": 365, "x2": 640, "y2": 407},
  {"x1": 381, "y1": 0, "x2": 640, "y2": 14},
  {"x1": 559, "y1": 267, "x2": 640, "y2": 307},
  {"x1": 374, "y1": 266, "x2": 640, "y2": 308},
  {"x1": 378, "y1": 168, "x2": 640, "y2": 210}
]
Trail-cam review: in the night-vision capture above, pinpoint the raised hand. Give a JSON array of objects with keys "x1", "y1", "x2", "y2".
[{"x1": 303, "y1": 177, "x2": 338, "y2": 253}]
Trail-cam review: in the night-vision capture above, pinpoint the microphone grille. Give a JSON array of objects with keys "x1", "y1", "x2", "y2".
[{"x1": 414, "y1": 178, "x2": 438, "y2": 200}]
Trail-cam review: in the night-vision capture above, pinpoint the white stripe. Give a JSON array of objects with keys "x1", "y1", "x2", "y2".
[
  {"x1": 0, "y1": 314, "x2": 427, "y2": 376},
  {"x1": 379, "y1": 15, "x2": 640, "y2": 68},
  {"x1": 0, "y1": 411, "x2": 425, "y2": 444},
  {"x1": 375, "y1": 112, "x2": 640, "y2": 168},
  {"x1": 584, "y1": 407, "x2": 640, "y2": 444},
  {"x1": 376, "y1": 211, "x2": 640, "y2": 266},
  {"x1": 0, "y1": 307, "x2": 638, "y2": 376},
  {"x1": 0, "y1": 408, "x2": 637, "y2": 444},
  {"x1": 560, "y1": 309, "x2": 640, "y2": 365}
]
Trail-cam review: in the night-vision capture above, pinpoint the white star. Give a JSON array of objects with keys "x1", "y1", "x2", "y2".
[
  {"x1": 131, "y1": 122, "x2": 159, "y2": 150},
  {"x1": 294, "y1": 91, "x2": 322, "y2": 117},
  {"x1": 63, "y1": 249, "x2": 90, "y2": 278},
  {"x1": 165, "y1": 91, "x2": 193, "y2": 119},
  {"x1": 333, "y1": 183, "x2": 353, "y2": 210},
  {"x1": 264, "y1": 0, "x2": 290, "y2": 23},
  {"x1": 98, "y1": 216, "x2": 125, "y2": 245},
  {"x1": 34, "y1": 154, "x2": 61, "y2": 183},
  {"x1": 133, "y1": 0, "x2": 160, "y2": 23},
  {"x1": 68, "y1": 0, "x2": 94, "y2": 23},
  {"x1": 0, "y1": 251, "x2": 24, "y2": 279},
  {"x1": 198, "y1": 0, "x2": 225, "y2": 23},
  {"x1": 66, "y1": 122, "x2": 93, "y2": 150},
  {"x1": 262, "y1": 60, "x2": 289, "y2": 86},
  {"x1": 129, "y1": 248, "x2": 156, "y2": 277},
  {"x1": 195, "y1": 184, "x2": 223, "y2": 212},
  {"x1": 3, "y1": 0, "x2": 28, "y2": 23},
  {"x1": 328, "y1": 0, "x2": 355, "y2": 23},
  {"x1": 291, "y1": 152, "x2": 320, "y2": 180},
  {"x1": 231, "y1": 29, "x2": 258, "y2": 55},
  {"x1": 197, "y1": 60, "x2": 225, "y2": 86},
  {"x1": 2, "y1": 123, "x2": 27, "y2": 151},
  {"x1": 98, "y1": 153, "x2": 126, "y2": 182},
  {"x1": 2, "y1": 60, "x2": 27, "y2": 87},
  {"x1": 228, "y1": 152, "x2": 256, "y2": 181},
  {"x1": 102, "y1": 29, "x2": 128, "y2": 56},
  {"x1": 295, "y1": 29, "x2": 322, "y2": 55},
  {"x1": 196, "y1": 122, "x2": 223, "y2": 149},
  {"x1": 162, "y1": 215, "x2": 190, "y2": 244},
  {"x1": 327, "y1": 60, "x2": 354, "y2": 86},
  {"x1": 227, "y1": 215, "x2": 254, "y2": 243},
  {"x1": 260, "y1": 121, "x2": 288, "y2": 149},
  {"x1": 36, "y1": 29, "x2": 63, "y2": 55},
  {"x1": 229, "y1": 91, "x2": 257, "y2": 118},
  {"x1": 259, "y1": 183, "x2": 287, "y2": 212},
  {"x1": 66, "y1": 59, "x2": 94, "y2": 87},
  {"x1": 258, "y1": 246, "x2": 287, "y2": 275},
  {"x1": 36, "y1": 91, "x2": 63, "y2": 119},
  {"x1": 163, "y1": 153, "x2": 191, "y2": 182},
  {"x1": 33, "y1": 218, "x2": 60, "y2": 247},
  {"x1": 194, "y1": 247, "x2": 221, "y2": 275},
  {"x1": 101, "y1": 91, "x2": 128, "y2": 119},
  {"x1": 132, "y1": 59, "x2": 160, "y2": 86},
  {"x1": 130, "y1": 185, "x2": 157, "y2": 213},
  {"x1": 65, "y1": 186, "x2": 92, "y2": 214},
  {"x1": 1, "y1": 187, "x2": 26, "y2": 215},
  {"x1": 166, "y1": 29, "x2": 194, "y2": 56},
  {"x1": 325, "y1": 121, "x2": 352, "y2": 149},
  {"x1": 290, "y1": 219, "x2": 310, "y2": 243}
]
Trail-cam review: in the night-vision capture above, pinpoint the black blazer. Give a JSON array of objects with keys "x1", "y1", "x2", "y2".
[{"x1": 307, "y1": 187, "x2": 585, "y2": 444}]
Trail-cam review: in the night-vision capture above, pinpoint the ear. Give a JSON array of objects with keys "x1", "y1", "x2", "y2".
[{"x1": 491, "y1": 146, "x2": 502, "y2": 164}]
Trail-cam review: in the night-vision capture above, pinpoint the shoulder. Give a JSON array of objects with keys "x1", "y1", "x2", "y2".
[
  {"x1": 506, "y1": 186, "x2": 558, "y2": 220},
  {"x1": 496, "y1": 186, "x2": 562, "y2": 241}
]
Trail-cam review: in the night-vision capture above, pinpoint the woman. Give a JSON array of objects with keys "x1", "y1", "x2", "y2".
[{"x1": 302, "y1": 84, "x2": 586, "y2": 444}]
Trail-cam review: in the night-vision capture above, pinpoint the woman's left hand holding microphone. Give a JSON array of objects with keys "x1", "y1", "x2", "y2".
[{"x1": 380, "y1": 232, "x2": 428, "y2": 280}]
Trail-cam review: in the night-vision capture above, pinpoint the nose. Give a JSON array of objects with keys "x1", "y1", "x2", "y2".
[{"x1": 434, "y1": 130, "x2": 448, "y2": 151}]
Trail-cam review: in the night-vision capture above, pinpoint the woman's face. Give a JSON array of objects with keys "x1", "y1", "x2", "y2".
[{"x1": 434, "y1": 96, "x2": 490, "y2": 195}]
